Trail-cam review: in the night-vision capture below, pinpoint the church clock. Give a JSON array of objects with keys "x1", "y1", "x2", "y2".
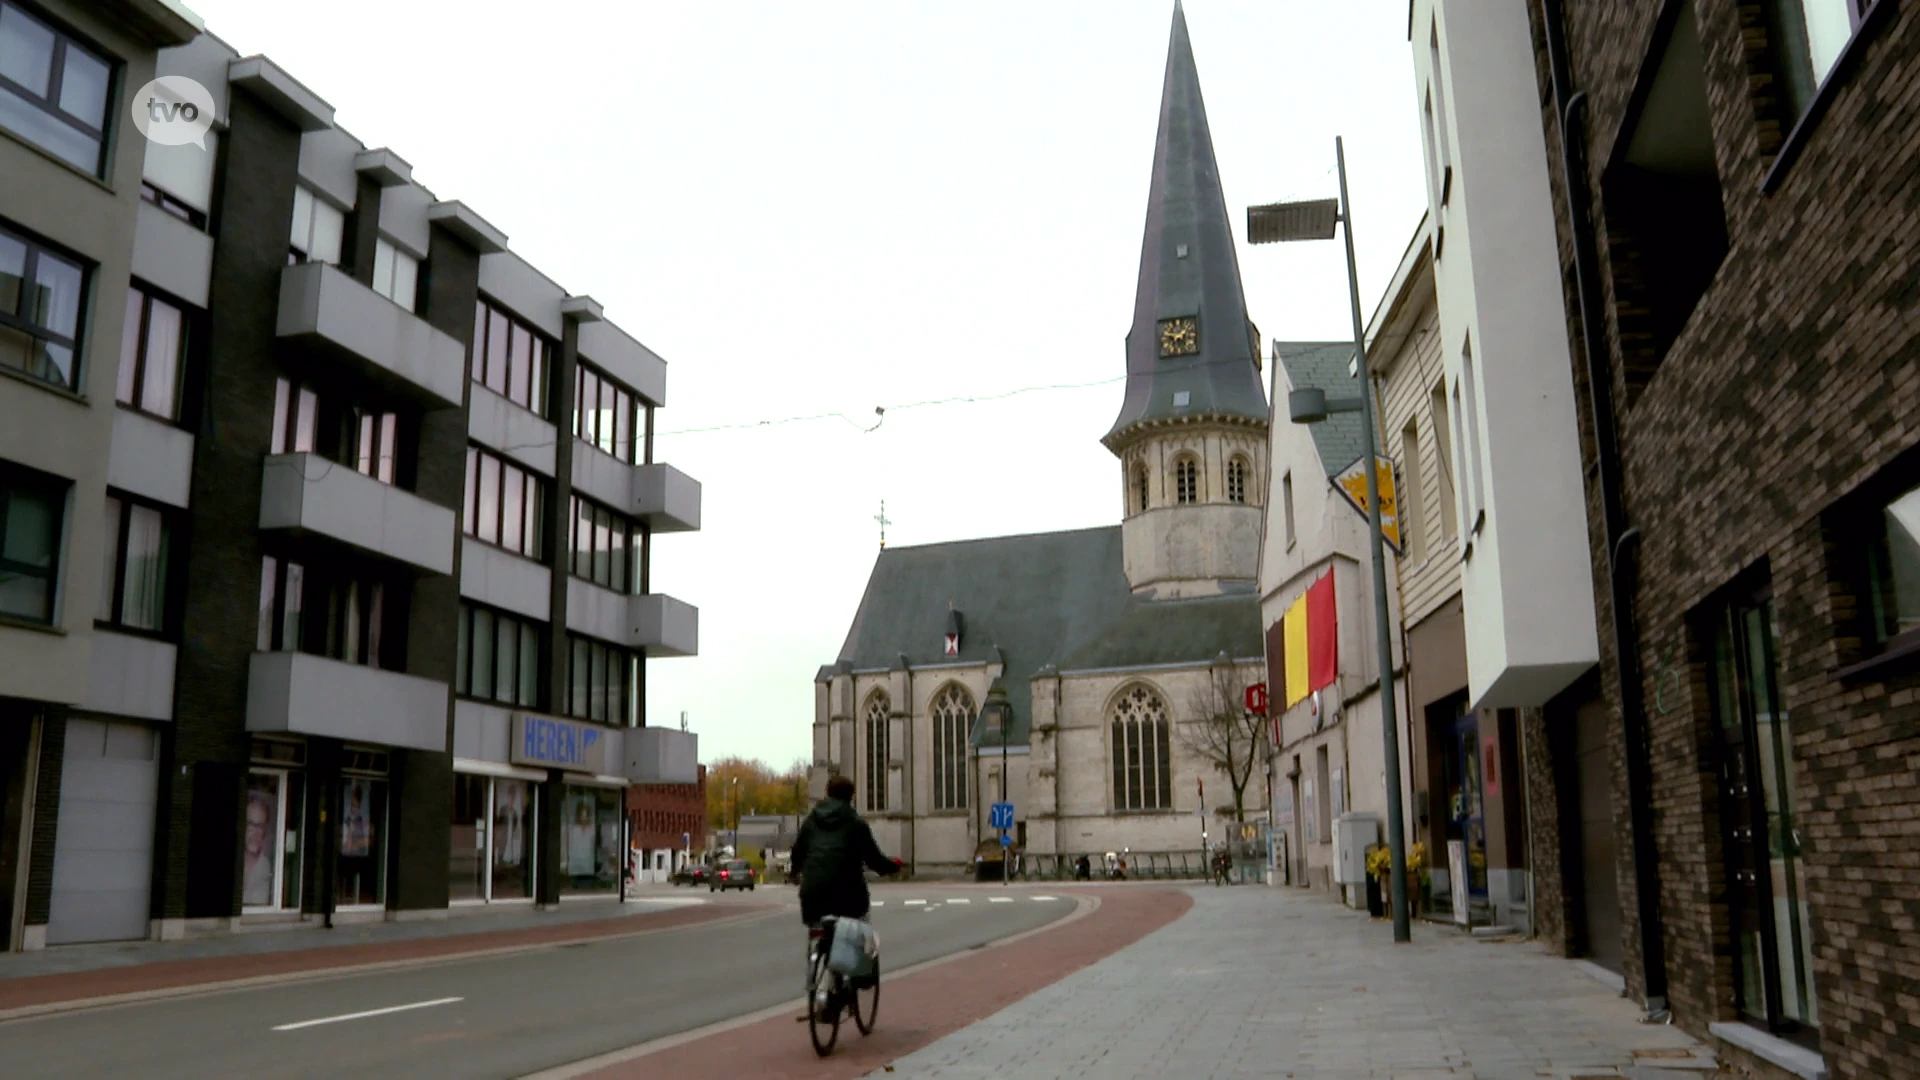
[{"x1": 1158, "y1": 316, "x2": 1199, "y2": 357}]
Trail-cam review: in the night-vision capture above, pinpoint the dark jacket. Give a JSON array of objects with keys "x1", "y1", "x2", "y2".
[{"x1": 790, "y1": 797, "x2": 898, "y2": 924}]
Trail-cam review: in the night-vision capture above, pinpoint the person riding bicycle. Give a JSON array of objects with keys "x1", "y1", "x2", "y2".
[{"x1": 790, "y1": 775, "x2": 901, "y2": 929}]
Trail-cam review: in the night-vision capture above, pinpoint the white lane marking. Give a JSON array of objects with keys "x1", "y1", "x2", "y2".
[
  {"x1": 871, "y1": 901, "x2": 884, "y2": 906},
  {"x1": 904, "y1": 899, "x2": 927, "y2": 906},
  {"x1": 1033, "y1": 896, "x2": 1059, "y2": 902},
  {"x1": 947, "y1": 898, "x2": 971, "y2": 904},
  {"x1": 272, "y1": 996, "x2": 464, "y2": 1032},
  {"x1": 988, "y1": 897, "x2": 1014, "y2": 903}
]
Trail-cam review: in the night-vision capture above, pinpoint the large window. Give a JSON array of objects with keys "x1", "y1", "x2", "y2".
[
  {"x1": 117, "y1": 286, "x2": 187, "y2": 421},
  {"x1": 568, "y1": 494, "x2": 639, "y2": 593},
  {"x1": 337, "y1": 760, "x2": 389, "y2": 908},
  {"x1": 0, "y1": 465, "x2": 63, "y2": 624},
  {"x1": 350, "y1": 404, "x2": 399, "y2": 485},
  {"x1": 470, "y1": 298, "x2": 549, "y2": 417},
  {"x1": 1765, "y1": 0, "x2": 1864, "y2": 122},
  {"x1": 450, "y1": 773, "x2": 536, "y2": 903},
  {"x1": 930, "y1": 684, "x2": 972, "y2": 811},
  {"x1": 1429, "y1": 381, "x2": 1459, "y2": 540},
  {"x1": 371, "y1": 239, "x2": 418, "y2": 312},
  {"x1": 562, "y1": 785, "x2": 623, "y2": 892},
  {"x1": 1707, "y1": 584, "x2": 1816, "y2": 1042},
  {"x1": 0, "y1": 221, "x2": 86, "y2": 392},
  {"x1": 454, "y1": 602, "x2": 542, "y2": 708},
  {"x1": 0, "y1": 1, "x2": 112, "y2": 174},
  {"x1": 269, "y1": 376, "x2": 319, "y2": 455},
  {"x1": 97, "y1": 494, "x2": 169, "y2": 633},
  {"x1": 566, "y1": 633, "x2": 637, "y2": 727},
  {"x1": 465, "y1": 446, "x2": 546, "y2": 560},
  {"x1": 864, "y1": 692, "x2": 889, "y2": 813},
  {"x1": 1863, "y1": 479, "x2": 1920, "y2": 651},
  {"x1": 255, "y1": 555, "x2": 397, "y2": 669},
  {"x1": 1110, "y1": 685, "x2": 1172, "y2": 811},
  {"x1": 288, "y1": 186, "x2": 344, "y2": 266},
  {"x1": 574, "y1": 361, "x2": 639, "y2": 464}
]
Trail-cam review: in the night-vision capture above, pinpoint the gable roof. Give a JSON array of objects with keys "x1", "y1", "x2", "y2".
[
  {"x1": 1055, "y1": 592, "x2": 1263, "y2": 673},
  {"x1": 1276, "y1": 341, "x2": 1367, "y2": 479}
]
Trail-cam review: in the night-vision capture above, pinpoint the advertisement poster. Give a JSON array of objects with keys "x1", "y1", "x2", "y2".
[
  {"x1": 341, "y1": 777, "x2": 373, "y2": 859},
  {"x1": 493, "y1": 780, "x2": 526, "y2": 868},
  {"x1": 566, "y1": 792, "x2": 597, "y2": 877},
  {"x1": 243, "y1": 774, "x2": 279, "y2": 907}
]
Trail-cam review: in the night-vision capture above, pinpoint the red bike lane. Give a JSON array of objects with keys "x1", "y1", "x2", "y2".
[{"x1": 576, "y1": 887, "x2": 1194, "y2": 1080}]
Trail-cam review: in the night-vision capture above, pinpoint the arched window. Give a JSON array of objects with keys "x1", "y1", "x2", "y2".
[
  {"x1": 1227, "y1": 457, "x2": 1249, "y2": 504},
  {"x1": 931, "y1": 684, "x2": 973, "y2": 810},
  {"x1": 864, "y1": 692, "x2": 889, "y2": 813},
  {"x1": 1174, "y1": 457, "x2": 1199, "y2": 505},
  {"x1": 1134, "y1": 464, "x2": 1150, "y2": 513},
  {"x1": 1110, "y1": 685, "x2": 1172, "y2": 810}
]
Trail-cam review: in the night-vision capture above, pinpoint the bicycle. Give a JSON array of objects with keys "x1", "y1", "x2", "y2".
[{"x1": 805, "y1": 916, "x2": 880, "y2": 1056}]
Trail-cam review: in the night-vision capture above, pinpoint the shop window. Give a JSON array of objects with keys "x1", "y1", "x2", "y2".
[
  {"x1": 337, "y1": 770, "x2": 388, "y2": 908},
  {"x1": 1603, "y1": 0, "x2": 1728, "y2": 403},
  {"x1": 451, "y1": 773, "x2": 537, "y2": 902},
  {"x1": 1702, "y1": 580, "x2": 1818, "y2": 1044},
  {"x1": 561, "y1": 785, "x2": 623, "y2": 892}
]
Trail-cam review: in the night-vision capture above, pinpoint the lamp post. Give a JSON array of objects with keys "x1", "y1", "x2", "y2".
[
  {"x1": 1247, "y1": 136, "x2": 1411, "y2": 943},
  {"x1": 730, "y1": 775, "x2": 739, "y2": 856},
  {"x1": 981, "y1": 679, "x2": 1012, "y2": 886}
]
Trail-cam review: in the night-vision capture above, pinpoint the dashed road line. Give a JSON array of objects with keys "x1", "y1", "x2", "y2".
[
  {"x1": 272, "y1": 996, "x2": 463, "y2": 1032},
  {"x1": 905, "y1": 899, "x2": 928, "y2": 906},
  {"x1": 1033, "y1": 896, "x2": 1059, "y2": 902},
  {"x1": 948, "y1": 898, "x2": 971, "y2": 904},
  {"x1": 988, "y1": 897, "x2": 1014, "y2": 903}
]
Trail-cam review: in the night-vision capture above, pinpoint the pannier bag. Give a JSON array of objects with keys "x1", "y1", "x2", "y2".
[{"x1": 828, "y1": 917, "x2": 879, "y2": 978}]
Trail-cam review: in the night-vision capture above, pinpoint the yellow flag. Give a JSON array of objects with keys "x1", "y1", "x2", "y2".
[{"x1": 1283, "y1": 595, "x2": 1309, "y2": 707}]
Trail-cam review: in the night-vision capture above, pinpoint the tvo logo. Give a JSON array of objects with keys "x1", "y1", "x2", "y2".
[{"x1": 130, "y1": 76, "x2": 215, "y2": 148}]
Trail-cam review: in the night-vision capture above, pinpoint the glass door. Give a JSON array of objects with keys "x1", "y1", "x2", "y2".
[
  {"x1": 243, "y1": 770, "x2": 303, "y2": 912},
  {"x1": 336, "y1": 776, "x2": 387, "y2": 908},
  {"x1": 450, "y1": 774, "x2": 487, "y2": 902},
  {"x1": 1712, "y1": 591, "x2": 1817, "y2": 1043},
  {"x1": 1446, "y1": 712, "x2": 1488, "y2": 901}
]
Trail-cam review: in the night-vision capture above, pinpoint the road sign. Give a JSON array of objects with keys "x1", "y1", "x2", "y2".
[
  {"x1": 681, "y1": 832, "x2": 690, "y2": 847},
  {"x1": 1332, "y1": 455, "x2": 1402, "y2": 554},
  {"x1": 999, "y1": 832, "x2": 1013, "y2": 847},
  {"x1": 989, "y1": 801, "x2": 1015, "y2": 830},
  {"x1": 1245, "y1": 682, "x2": 1269, "y2": 715}
]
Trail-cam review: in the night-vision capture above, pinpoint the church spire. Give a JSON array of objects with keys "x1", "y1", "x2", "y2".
[{"x1": 1104, "y1": 1, "x2": 1268, "y2": 448}]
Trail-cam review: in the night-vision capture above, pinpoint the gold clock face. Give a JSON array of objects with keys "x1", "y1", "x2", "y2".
[{"x1": 1158, "y1": 316, "x2": 1199, "y2": 357}]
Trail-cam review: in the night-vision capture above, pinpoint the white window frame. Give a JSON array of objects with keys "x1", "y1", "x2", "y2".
[
  {"x1": 289, "y1": 186, "x2": 344, "y2": 265},
  {"x1": 372, "y1": 237, "x2": 419, "y2": 312}
]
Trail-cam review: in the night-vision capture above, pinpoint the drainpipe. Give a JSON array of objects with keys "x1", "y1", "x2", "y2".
[{"x1": 1540, "y1": 0, "x2": 1668, "y2": 1019}]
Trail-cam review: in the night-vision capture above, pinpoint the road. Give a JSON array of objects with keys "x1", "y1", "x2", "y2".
[{"x1": 0, "y1": 886, "x2": 1073, "y2": 1079}]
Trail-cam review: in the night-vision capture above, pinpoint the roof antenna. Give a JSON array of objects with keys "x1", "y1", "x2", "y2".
[{"x1": 875, "y1": 499, "x2": 892, "y2": 549}]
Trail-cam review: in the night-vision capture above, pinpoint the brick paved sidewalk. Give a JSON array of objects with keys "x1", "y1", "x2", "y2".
[
  {"x1": 0, "y1": 891, "x2": 771, "y2": 1016},
  {"x1": 872, "y1": 885, "x2": 1723, "y2": 1080}
]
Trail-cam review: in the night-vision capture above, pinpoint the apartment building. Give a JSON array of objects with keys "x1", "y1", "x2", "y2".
[
  {"x1": 0, "y1": 0, "x2": 203, "y2": 953},
  {"x1": 1511, "y1": 0, "x2": 1920, "y2": 1077},
  {"x1": 2, "y1": 8, "x2": 700, "y2": 951}
]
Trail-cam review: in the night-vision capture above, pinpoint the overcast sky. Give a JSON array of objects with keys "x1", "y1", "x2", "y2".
[{"x1": 187, "y1": 0, "x2": 1430, "y2": 768}]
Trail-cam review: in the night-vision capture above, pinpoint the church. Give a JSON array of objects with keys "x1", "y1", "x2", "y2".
[{"x1": 810, "y1": 5, "x2": 1323, "y2": 875}]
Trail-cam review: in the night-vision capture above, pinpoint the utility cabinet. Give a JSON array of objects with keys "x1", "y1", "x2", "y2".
[{"x1": 1331, "y1": 812, "x2": 1380, "y2": 885}]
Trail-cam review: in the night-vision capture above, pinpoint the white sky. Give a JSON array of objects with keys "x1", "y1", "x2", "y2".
[{"x1": 187, "y1": 0, "x2": 1430, "y2": 767}]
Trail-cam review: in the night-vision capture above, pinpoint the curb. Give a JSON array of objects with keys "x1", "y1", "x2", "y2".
[
  {"x1": 519, "y1": 893, "x2": 1102, "y2": 1080},
  {"x1": 0, "y1": 905, "x2": 781, "y2": 1025}
]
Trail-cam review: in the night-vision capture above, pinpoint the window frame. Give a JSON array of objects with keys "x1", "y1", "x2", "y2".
[
  {"x1": 469, "y1": 296, "x2": 550, "y2": 418},
  {"x1": 864, "y1": 692, "x2": 889, "y2": 814},
  {"x1": 567, "y1": 493, "x2": 640, "y2": 593},
  {"x1": 930, "y1": 684, "x2": 973, "y2": 812},
  {"x1": 371, "y1": 237, "x2": 419, "y2": 313},
  {"x1": 0, "y1": 0, "x2": 115, "y2": 176},
  {"x1": 574, "y1": 360, "x2": 640, "y2": 465},
  {"x1": 454, "y1": 601, "x2": 543, "y2": 709},
  {"x1": 1133, "y1": 462, "x2": 1150, "y2": 514},
  {"x1": 1226, "y1": 456, "x2": 1249, "y2": 505},
  {"x1": 139, "y1": 182, "x2": 207, "y2": 230},
  {"x1": 563, "y1": 632, "x2": 637, "y2": 727},
  {"x1": 1759, "y1": 0, "x2": 1893, "y2": 193},
  {"x1": 287, "y1": 185, "x2": 344, "y2": 266},
  {"x1": 1109, "y1": 685, "x2": 1172, "y2": 812},
  {"x1": 464, "y1": 445, "x2": 546, "y2": 561},
  {"x1": 96, "y1": 491, "x2": 174, "y2": 636},
  {"x1": 0, "y1": 463, "x2": 65, "y2": 626},
  {"x1": 1174, "y1": 456, "x2": 1199, "y2": 506},
  {"x1": 350, "y1": 404, "x2": 400, "y2": 485},
  {"x1": 117, "y1": 283, "x2": 190, "y2": 423},
  {"x1": 268, "y1": 375, "x2": 320, "y2": 456},
  {"x1": 1830, "y1": 470, "x2": 1920, "y2": 680},
  {"x1": 0, "y1": 217, "x2": 88, "y2": 393}
]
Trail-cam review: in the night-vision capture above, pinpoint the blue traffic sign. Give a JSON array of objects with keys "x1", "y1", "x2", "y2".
[
  {"x1": 989, "y1": 801, "x2": 1015, "y2": 830},
  {"x1": 1000, "y1": 832, "x2": 1013, "y2": 847}
]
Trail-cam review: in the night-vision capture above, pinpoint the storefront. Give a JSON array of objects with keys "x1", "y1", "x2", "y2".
[
  {"x1": 244, "y1": 738, "x2": 307, "y2": 913},
  {"x1": 449, "y1": 763, "x2": 542, "y2": 904},
  {"x1": 335, "y1": 746, "x2": 390, "y2": 910},
  {"x1": 507, "y1": 713, "x2": 627, "y2": 898},
  {"x1": 244, "y1": 738, "x2": 393, "y2": 916}
]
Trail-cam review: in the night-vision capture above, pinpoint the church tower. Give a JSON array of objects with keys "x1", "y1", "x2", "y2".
[{"x1": 1104, "y1": 2, "x2": 1269, "y2": 600}]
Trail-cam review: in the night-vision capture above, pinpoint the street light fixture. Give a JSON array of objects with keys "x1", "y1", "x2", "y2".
[
  {"x1": 1247, "y1": 137, "x2": 1412, "y2": 944},
  {"x1": 981, "y1": 678, "x2": 1012, "y2": 886}
]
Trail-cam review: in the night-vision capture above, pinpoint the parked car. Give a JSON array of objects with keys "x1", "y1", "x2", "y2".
[
  {"x1": 673, "y1": 863, "x2": 713, "y2": 887},
  {"x1": 711, "y1": 859, "x2": 757, "y2": 892}
]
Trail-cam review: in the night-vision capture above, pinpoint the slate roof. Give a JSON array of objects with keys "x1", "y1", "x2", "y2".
[
  {"x1": 1276, "y1": 340, "x2": 1367, "y2": 479},
  {"x1": 1055, "y1": 592, "x2": 1262, "y2": 673},
  {"x1": 1106, "y1": 1, "x2": 1268, "y2": 442}
]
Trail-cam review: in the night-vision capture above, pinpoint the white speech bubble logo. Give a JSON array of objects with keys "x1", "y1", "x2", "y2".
[{"x1": 131, "y1": 76, "x2": 215, "y2": 149}]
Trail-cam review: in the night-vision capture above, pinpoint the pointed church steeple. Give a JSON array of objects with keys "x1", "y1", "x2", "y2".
[{"x1": 1104, "y1": 1, "x2": 1268, "y2": 449}]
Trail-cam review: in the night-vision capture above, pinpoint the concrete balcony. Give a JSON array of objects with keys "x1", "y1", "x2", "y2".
[
  {"x1": 635, "y1": 463, "x2": 701, "y2": 533},
  {"x1": 565, "y1": 579, "x2": 699, "y2": 658},
  {"x1": 83, "y1": 631, "x2": 176, "y2": 722},
  {"x1": 276, "y1": 261, "x2": 465, "y2": 409},
  {"x1": 625, "y1": 727, "x2": 698, "y2": 784},
  {"x1": 572, "y1": 440, "x2": 703, "y2": 534},
  {"x1": 108, "y1": 408, "x2": 194, "y2": 510},
  {"x1": 246, "y1": 651, "x2": 449, "y2": 754},
  {"x1": 259, "y1": 452, "x2": 456, "y2": 575}
]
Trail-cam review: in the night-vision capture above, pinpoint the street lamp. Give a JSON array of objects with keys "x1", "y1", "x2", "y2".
[
  {"x1": 1247, "y1": 136, "x2": 1412, "y2": 944},
  {"x1": 730, "y1": 775, "x2": 739, "y2": 856},
  {"x1": 980, "y1": 678, "x2": 1012, "y2": 886}
]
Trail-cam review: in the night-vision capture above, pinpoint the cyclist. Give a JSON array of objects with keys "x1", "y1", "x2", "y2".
[{"x1": 790, "y1": 774, "x2": 902, "y2": 927}]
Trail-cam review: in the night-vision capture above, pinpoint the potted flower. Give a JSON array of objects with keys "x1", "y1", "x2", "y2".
[{"x1": 1367, "y1": 841, "x2": 1430, "y2": 918}]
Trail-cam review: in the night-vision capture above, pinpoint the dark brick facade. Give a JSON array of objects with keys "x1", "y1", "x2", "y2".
[
  {"x1": 1521, "y1": 0, "x2": 1920, "y2": 1074},
  {"x1": 628, "y1": 765, "x2": 707, "y2": 851}
]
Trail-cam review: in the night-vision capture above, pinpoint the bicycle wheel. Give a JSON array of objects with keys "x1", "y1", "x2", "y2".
[
  {"x1": 807, "y1": 947, "x2": 840, "y2": 1056},
  {"x1": 852, "y1": 961, "x2": 880, "y2": 1035}
]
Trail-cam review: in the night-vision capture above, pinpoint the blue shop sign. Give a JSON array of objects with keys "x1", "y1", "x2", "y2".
[{"x1": 510, "y1": 713, "x2": 611, "y2": 774}]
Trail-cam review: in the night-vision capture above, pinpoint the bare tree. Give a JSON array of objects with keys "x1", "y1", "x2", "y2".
[{"x1": 1178, "y1": 657, "x2": 1268, "y2": 824}]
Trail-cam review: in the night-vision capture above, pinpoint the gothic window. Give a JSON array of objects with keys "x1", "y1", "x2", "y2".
[
  {"x1": 931, "y1": 684, "x2": 973, "y2": 811},
  {"x1": 1110, "y1": 685, "x2": 1172, "y2": 811},
  {"x1": 1227, "y1": 457, "x2": 1250, "y2": 504},
  {"x1": 1134, "y1": 464, "x2": 1150, "y2": 513},
  {"x1": 1175, "y1": 457, "x2": 1199, "y2": 505},
  {"x1": 864, "y1": 692, "x2": 889, "y2": 813}
]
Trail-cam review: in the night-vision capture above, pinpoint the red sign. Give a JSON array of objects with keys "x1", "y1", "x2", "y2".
[
  {"x1": 1244, "y1": 683, "x2": 1269, "y2": 715},
  {"x1": 944, "y1": 633, "x2": 958, "y2": 657},
  {"x1": 1483, "y1": 737, "x2": 1500, "y2": 796}
]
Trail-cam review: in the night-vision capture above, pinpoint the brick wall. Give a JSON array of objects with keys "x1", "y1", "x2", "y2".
[
  {"x1": 627, "y1": 768, "x2": 706, "y2": 850},
  {"x1": 1521, "y1": 0, "x2": 1920, "y2": 1073}
]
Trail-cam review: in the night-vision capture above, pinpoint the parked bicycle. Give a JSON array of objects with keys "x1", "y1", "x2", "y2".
[{"x1": 806, "y1": 916, "x2": 880, "y2": 1056}]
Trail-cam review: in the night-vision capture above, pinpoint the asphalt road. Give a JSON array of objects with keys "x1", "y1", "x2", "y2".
[{"x1": 0, "y1": 887, "x2": 1072, "y2": 1079}]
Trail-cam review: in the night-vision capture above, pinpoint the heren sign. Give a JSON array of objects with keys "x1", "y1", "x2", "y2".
[{"x1": 510, "y1": 714, "x2": 610, "y2": 774}]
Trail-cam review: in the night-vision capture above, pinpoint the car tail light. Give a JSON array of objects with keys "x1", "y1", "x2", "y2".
[{"x1": 720, "y1": 871, "x2": 729, "y2": 878}]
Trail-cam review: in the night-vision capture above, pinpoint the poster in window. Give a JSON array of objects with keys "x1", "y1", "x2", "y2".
[
  {"x1": 341, "y1": 777, "x2": 373, "y2": 858},
  {"x1": 493, "y1": 779, "x2": 527, "y2": 868},
  {"x1": 244, "y1": 774, "x2": 279, "y2": 907},
  {"x1": 566, "y1": 791, "x2": 597, "y2": 876}
]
